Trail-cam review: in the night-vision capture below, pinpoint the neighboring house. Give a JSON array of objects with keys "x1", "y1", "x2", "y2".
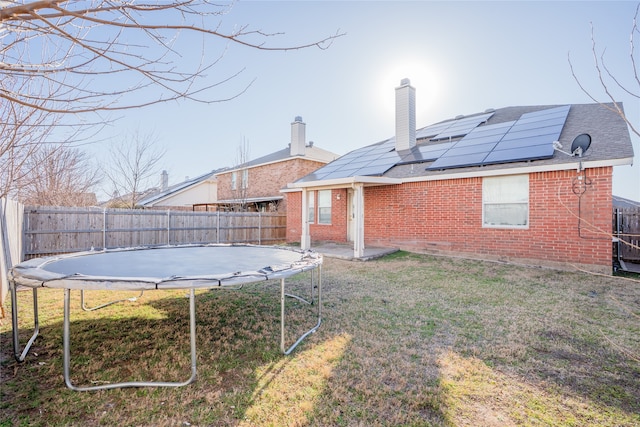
[
  {"x1": 214, "y1": 117, "x2": 338, "y2": 212},
  {"x1": 138, "y1": 169, "x2": 223, "y2": 210},
  {"x1": 613, "y1": 195, "x2": 640, "y2": 209},
  {"x1": 284, "y1": 79, "x2": 634, "y2": 274}
]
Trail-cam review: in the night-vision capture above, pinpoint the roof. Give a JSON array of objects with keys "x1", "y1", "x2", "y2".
[
  {"x1": 216, "y1": 195, "x2": 284, "y2": 204},
  {"x1": 138, "y1": 169, "x2": 224, "y2": 206},
  {"x1": 290, "y1": 103, "x2": 634, "y2": 188},
  {"x1": 219, "y1": 145, "x2": 338, "y2": 174},
  {"x1": 613, "y1": 195, "x2": 640, "y2": 208}
]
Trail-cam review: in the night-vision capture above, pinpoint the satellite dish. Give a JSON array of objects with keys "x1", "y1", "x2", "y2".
[{"x1": 570, "y1": 133, "x2": 591, "y2": 157}]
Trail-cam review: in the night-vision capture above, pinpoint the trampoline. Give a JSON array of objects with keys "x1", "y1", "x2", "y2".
[{"x1": 9, "y1": 244, "x2": 323, "y2": 391}]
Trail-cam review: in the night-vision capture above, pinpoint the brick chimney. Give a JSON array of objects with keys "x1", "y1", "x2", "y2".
[
  {"x1": 290, "y1": 116, "x2": 306, "y2": 156},
  {"x1": 395, "y1": 78, "x2": 416, "y2": 151}
]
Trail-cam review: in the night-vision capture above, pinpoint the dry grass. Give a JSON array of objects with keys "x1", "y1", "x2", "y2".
[{"x1": 1, "y1": 251, "x2": 639, "y2": 426}]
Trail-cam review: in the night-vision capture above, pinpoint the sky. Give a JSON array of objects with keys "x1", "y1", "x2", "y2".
[{"x1": 88, "y1": 1, "x2": 640, "y2": 201}]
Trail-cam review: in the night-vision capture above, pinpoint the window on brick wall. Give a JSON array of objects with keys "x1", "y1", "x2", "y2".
[
  {"x1": 483, "y1": 175, "x2": 529, "y2": 228},
  {"x1": 318, "y1": 190, "x2": 332, "y2": 224},
  {"x1": 308, "y1": 190, "x2": 315, "y2": 223},
  {"x1": 231, "y1": 172, "x2": 237, "y2": 190}
]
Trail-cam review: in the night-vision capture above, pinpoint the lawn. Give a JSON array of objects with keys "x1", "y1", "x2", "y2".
[{"x1": 1, "y1": 251, "x2": 639, "y2": 426}]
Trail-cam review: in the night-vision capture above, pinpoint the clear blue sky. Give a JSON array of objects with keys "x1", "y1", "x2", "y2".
[{"x1": 90, "y1": 1, "x2": 640, "y2": 201}]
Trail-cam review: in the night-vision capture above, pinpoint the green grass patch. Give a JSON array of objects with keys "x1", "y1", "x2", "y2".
[{"x1": 1, "y1": 255, "x2": 639, "y2": 426}]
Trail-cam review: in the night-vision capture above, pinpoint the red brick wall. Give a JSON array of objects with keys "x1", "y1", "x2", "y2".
[
  {"x1": 285, "y1": 189, "x2": 348, "y2": 242},
  {"x1": 286, "y1": 191, "x2": 302, "y2": 242},
  {"x1": 287, "y1": 167, "x2": 613, "y2": 272},
  {"x1": 217, "y1": 158, "x2": 326, "y2": 212}
]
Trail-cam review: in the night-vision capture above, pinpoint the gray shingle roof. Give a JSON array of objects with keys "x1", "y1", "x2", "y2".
[
  {"x1": 138, "y1": 169, "x2": 225, "y2": 206},
  {"x1": 295, "y1": 103, "x2": 633, "y2": 184},
  {"x1": 225, "y1": 145, "x2": 338, "y2": 173}
]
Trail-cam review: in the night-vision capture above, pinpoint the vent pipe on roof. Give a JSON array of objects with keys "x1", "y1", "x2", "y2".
[
  {"x1": 395, "y1": 78, "x2": 416, "y2": 151},
  {"x1": 161, "y1": 170, "x2": 168, "y2": 191},
  {"x1": 290, "y1": 116, "x2": 306, "y2": 156}
]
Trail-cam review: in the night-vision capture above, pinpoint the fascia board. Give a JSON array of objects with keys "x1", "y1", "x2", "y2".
[{"x1": 401, "y1": 157, "x2": 634, "y2": 183}]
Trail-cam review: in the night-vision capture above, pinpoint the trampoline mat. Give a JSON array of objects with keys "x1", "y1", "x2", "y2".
[{"x1": 10, "y1": 245, "x2": 321, "y2": 290}]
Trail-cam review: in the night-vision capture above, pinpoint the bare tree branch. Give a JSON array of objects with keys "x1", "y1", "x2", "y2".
[
  {"x1": 103, "y1": 130, "x2": 166, "y2": 208},
  {"x1": 17, "y1": 144, "x2": 101, "y2": 206},
  {"x1": 568, "y1": 4, "x2": 640, "y2": 138},
  {"x1": 1, "y1": 0, "x2": 344, "y2": 114},
  {"x1": 0, "y1": 1, "x2": 342, "y2": 204}
]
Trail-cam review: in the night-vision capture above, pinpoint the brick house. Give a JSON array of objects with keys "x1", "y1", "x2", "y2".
[
  {"x1": 284, "y1": 79, "x2": 634, "y2": 273},
  {"x1": 215, "y1": 117, "x2": 338, "y2": 212}
]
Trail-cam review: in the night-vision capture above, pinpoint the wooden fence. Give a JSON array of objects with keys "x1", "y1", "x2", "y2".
[
  {"x1": 614, "y1": 207, "x2": 640, "y2": 263},
  {"x1": 22, "y1": 206, "x2": 286, "y2": 259},
  {"x1": 1, "y1": 198, "x2": 24, "y2": 309}
]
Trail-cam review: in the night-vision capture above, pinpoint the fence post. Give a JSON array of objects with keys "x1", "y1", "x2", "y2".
[
  {"x1": 102, "y1": 208, "x2": 107, "y2": 250},
  {"x1": 216, "y1": 211, "x2": 220, "y2": 244},
  {"x1": 258, "y1": 212, "x2": 262, "y2": 245},
  {"x1": 167, "y1": 210, "x2": 171, "y2": 246}
]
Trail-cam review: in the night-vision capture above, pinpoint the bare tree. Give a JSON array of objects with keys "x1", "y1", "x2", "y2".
[
  {"x1": 0, "y1": 81, "x2": 102, "y2": 200},
  {"x1": 103, "y1": 130, "x2": 166, "y2": 208},
  {"x1": 1, "y1": 0, "x2": 342, "y2": 115},
  {"x1": 1, "y1": 0, "x2": 342, "y2": 202},
  {"x1": 230, "y1": 137, "x2": 250, "y2": 212},
  {"x1": 17, "y1": 144, "x2": 101, "y2": 206},
  {"x1": 569, "y1": 3, "x2": 640, "y2": 138}
]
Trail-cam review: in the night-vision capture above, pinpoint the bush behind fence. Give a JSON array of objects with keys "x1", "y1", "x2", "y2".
[{"x1": 23, "y1": 206, "x2": 286, "y2": 259}]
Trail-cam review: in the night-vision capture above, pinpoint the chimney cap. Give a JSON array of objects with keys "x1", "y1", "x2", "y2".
[
  {"x1": 294, "y1": 116, "x2": 303, "y2": 123},
  {"x1": 399, "y1": 78, "x2": 411, "y2": 86}
]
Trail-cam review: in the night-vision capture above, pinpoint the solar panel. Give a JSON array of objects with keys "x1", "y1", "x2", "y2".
[
  {"x1": 427, "y1": 105, "x2": 570, "y2": 170},
  {"x1": 483, "y1": 144, "x2": 554, "y2": 164},
  {"x1": 415, "y1": 122, "x2": 453, "y2": 140},
  {"x1": 298, "y1": 139, "x2": 399, "y2": 181},
  {"x1": 430, "y1": 112, "x2": 494, "y2": 141}
]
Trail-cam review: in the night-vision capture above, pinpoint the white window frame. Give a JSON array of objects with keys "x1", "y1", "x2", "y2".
[
  {"x1": 482, "y1": 175, "x2": 529, "y2": 229},
  {"x1": 318, "y1": 190, "x2": 332, "y2": 225},
  {"x1": 231, "y1": 172, "x2": 237, "y2": 191}
]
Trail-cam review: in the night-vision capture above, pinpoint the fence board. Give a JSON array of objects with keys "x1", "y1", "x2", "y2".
[
  {"x1": 1, "y1": 198, "x2": 24, "y2": 309},
  {"x1": 614, "y1": 207, "x2": 640, "y2": 262},
  {"x1": 23, "y1": 206, "x2": 286, "y2": 259}
]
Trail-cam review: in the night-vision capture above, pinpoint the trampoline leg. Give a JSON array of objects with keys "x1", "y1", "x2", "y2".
[
  {"x1": 280, "y1": 265, "x2": 322, "y2": 355},
  {"x1": 80, "y1": 289, "x2": 144, "y2": 311},
  {"x1": 10, "y1": 282, "x2": 39, "y2": 362},
  {"x1": 285, "y1": 268, "x2": 316, "y2": 305},
  {"x1": 63, "y1": 288, "x2": 198, "y2": 391}
]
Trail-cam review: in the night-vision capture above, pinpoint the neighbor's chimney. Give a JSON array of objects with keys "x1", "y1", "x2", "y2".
[
  {"x1": 290, "y1": 116, "x2": 306, "y2": 156},
  {"x1": 395, "y1": 78, "x2": 416, "y2": 151},
  {"x1": 161, "y1": 170, "x2": 168, "y2": 191}
]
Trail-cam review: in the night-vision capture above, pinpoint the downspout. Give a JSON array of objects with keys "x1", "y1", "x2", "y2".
[{"x1": 615, "y1": 207, "x2": 622, "y2": 268}]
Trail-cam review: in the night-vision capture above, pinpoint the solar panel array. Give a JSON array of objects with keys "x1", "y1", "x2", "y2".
[
  {"x1": 427, "y1": 105, "x2": 570, "y2": 170},
  {"x1": 415, "y1": 111, "x2": 494, "y2": 141},
  {"x1": 298, "y1": 140, "x2": 398, "y2": 182},
  {"x1": 296, "y1": 105, "x2": 570, "y2": 183}
]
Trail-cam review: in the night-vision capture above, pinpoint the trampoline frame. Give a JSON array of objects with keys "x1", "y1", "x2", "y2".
[{"x1": 9, "y1": 245, "x2": 322, "y2": 391}]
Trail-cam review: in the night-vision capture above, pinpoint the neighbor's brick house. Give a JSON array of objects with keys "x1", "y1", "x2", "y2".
[
  {"x1": 215, "y1": 117, "x2": 337, "y2": 212},
  {"x1": 284, "y1": 79, "x2": 633, "y2": 274}
]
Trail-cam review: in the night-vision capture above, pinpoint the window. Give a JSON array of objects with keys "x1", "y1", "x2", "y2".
[
  {"x1": 307, "y1": 190, "x2": 315, "y2": 223},
  {"x1": 231, "y1": 172, "x2": 237, "y2": 190},
  {"x1": 483, "y1": 175, "x2": 529, "y2": 228},
  {"x1": 241, "y1": 169, "x2": 248, "y2": 189},
  {"x1": 318, "y1": 190, "x2": 332, "y2": 224}
]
